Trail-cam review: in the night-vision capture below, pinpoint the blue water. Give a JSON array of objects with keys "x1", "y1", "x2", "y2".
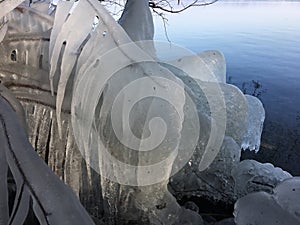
[{"x1": 154, "y1": 1, "x2": 300, "y2": 174}]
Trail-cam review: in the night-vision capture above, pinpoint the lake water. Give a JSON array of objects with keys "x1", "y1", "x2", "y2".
[{"x1": 153, "y1": 1, "x2": 300, "y2": 175}]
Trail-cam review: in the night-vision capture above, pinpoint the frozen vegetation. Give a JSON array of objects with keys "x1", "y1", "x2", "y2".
[{"x1": 0, "y1": 0, "x2": 299, "y2": 224}]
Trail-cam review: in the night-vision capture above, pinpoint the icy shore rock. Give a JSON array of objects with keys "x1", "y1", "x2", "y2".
[
  {"x1": 215, "y1": 218, "x2": 235, "y2": 225},
  {"x1": 274, "y1": 177, "x2": 300, "y2": 221},
  {"x1": 234, "y1": 177, "x2": 300, "y2": 225},
  {"x1": 166, "y1": 52, "x2": 265, "y2": 152},
  {"x1": 241, "y1": 95, "x2": 265, "y2": 152},
  {"x1": 165, "y1": 51, "x2": 266, "y2": 205},
  {"x1": 162, "y1": 61, "x2": 248, "y2": 148},
  {"x1": 170, "y1": 136, "x2": 241, "y2": 204},
  {"x1": 231, "y1": 159, "x2": 292, "y2": 198}
]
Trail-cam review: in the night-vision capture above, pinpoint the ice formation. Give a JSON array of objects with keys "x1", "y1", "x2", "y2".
[
  {"x1": 241, "y1": 95, "x2": 265, "y2": 152},
  {"x1": 168, "y1": 50, "x2": 226, "y2": 83},
  {"x1": 48, "y1": 0, "x2": 203, "y2": 223},
  {"x1": 0, "y1": 0, "x2": 294, "y2": 224},
  {"x1": 0, "y1": 0, "x2": 265, "y2": 184},
  {"x1": 170, "y1": 136, "x2": 241, "y2": 204},
  {"x1": 234, "y1": 177, "x2": 300, "y2": 225},
  {"x1": 231, "y1": 159, "x2": 292, "y2": 198},
  {"x1": 49, "y1": 0, "x2": 95, "y2": 136},
  {"x1": 48, "y1": 0, "x2": 268, "y2": 222},
  {"x1": 274, "y1": 177, "x2": 300, "y2": 221},
  {"x1": 166, "y1": 51, "x2": 265, "y2": 152}
]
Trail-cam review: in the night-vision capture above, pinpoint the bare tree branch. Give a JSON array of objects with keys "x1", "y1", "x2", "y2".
[
  {"x1": 152, "y1": 8, "x2": 171, "y2": 42},
  {"x1": 149, "y1": 0, "x2": 219, "y2": 14},
  {"x1": 100, "y1": 0, "x2": 219, "y2": 15}
]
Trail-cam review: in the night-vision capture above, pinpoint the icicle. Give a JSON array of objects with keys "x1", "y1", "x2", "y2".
[
  {"x1": 49, "y1": 0, "x2": 75, "y2": 95},
  {"x1": 49, "y1": 0, "x2": 94, "y2": 137}
]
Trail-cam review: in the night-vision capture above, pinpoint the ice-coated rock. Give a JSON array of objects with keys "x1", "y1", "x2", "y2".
[
  {"x1": 231, "y1": 159, "x2": 292, "y2": 198},
  {"x1": 161, "y1": 62, "x2": 248, "y2": 150},
  {"x1": 234, "y1": 177, "x2": 300, "y2": 225},
  {"x1": 215, "y1": 218, "x2": 235, "y2": 225},
  {"x1": 183, "y1": 201, "x2": 199, "y2": 214},
  {"x1": 241, "y1": 95, "x2": 265, "y2": 152},
  {"x1": 273, "y1": 177, "x2": 300, "y2": 221},
  {"x1": 195, "y1": 136, "x2": 241, "y2": 202},
  {"x1": 168, "y1": 50, "x2": 226, "y2": 83},
  {"x1": 166, "y1": 52, "x2": 266, "y2": 153},
  {"x1": 170, "y1": 136, "x2": 241, "y2": 204}
]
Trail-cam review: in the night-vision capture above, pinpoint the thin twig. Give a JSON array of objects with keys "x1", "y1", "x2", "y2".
[
  {"x1": 152, "y1": 8, "x2": 171, "y2": 42},
  {"x1": 149, "y1": 0, "x2": 218, "y2": 14}
]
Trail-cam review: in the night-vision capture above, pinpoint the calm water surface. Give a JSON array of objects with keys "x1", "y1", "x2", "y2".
[{"x1": 154, "y1": 2, "x2": 300, "y2": 174}]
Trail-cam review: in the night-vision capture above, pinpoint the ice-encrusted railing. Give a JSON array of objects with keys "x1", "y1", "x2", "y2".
[
  {"x1": 0, "y1": 2, "x2": 100, "y2": 223},
  {"x1": 0, "y1": 91, "x2": 95, "y2": 225}
]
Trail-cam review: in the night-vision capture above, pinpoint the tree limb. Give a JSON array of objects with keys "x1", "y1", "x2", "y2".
[{"x1": 149, "y1": 0, "x2": 219, "y2": 14}]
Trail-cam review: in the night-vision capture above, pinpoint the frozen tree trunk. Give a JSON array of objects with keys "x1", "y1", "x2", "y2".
[
  {"x1": 119, "y1": 0, "x2": 154, "y2": 42},
  {"x1": 119, "y1": 0, "x2": 156, "y2": 57}
]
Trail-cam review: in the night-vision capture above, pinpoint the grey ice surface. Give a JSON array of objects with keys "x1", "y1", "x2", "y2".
[
  {"x1": 234, "y1": 177, "x2": 300, "y2": 225},
  {"x1": 170, "y1": 136, "x2": 241, "y2": 204},
  {"x1": 231, "y1": 159, "x2": 292, "y2": 198}
]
